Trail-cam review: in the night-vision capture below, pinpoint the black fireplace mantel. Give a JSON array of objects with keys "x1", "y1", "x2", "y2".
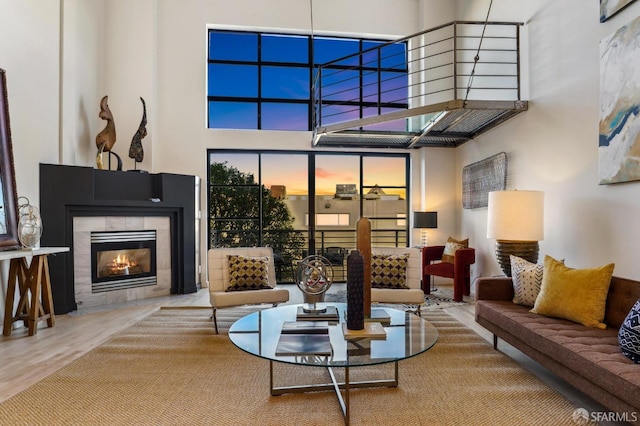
[{"x1": 40, "y1": 163, "x2": 198, "y2": 314}]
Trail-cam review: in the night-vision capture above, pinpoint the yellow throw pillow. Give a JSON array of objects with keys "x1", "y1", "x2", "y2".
[
  {"x1": 442, "y1": 237, "x2": 468, "y2": 264},
  {"x1": 530, "y1": 255, "x2": 614, "y2": 329}
]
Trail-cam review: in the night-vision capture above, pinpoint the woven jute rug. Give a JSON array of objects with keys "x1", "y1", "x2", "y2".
[{"x1": 0, "y1": 307, "x2": 588, "y2": 425}]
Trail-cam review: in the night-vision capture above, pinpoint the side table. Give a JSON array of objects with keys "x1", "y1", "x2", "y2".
[{"x1": 2, "y1": 247, "x2": 69, "y2": 336}]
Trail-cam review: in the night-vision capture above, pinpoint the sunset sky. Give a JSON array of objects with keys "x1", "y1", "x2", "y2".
[{"x1": 210, "y1": 153, "x2": 406, "y2": 197}]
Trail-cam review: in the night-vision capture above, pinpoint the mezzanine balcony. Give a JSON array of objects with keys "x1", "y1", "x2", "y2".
[{"x1": 312, "y1": 21, "x2": 528, "y2": 149}]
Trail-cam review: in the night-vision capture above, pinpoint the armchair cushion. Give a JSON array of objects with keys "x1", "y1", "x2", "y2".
[
  {"x1": 371, "y1": 253, "x2": 409, "y2": 289},
  {"x1": 226, "y1": 255, "x2": 272, "y2": 291},
  {"x1": 442, "y1": 237, "x2": 468, "y2": 263},
  {"x1": 423, "y1": 261, "x2": 454, "y2": 278}
]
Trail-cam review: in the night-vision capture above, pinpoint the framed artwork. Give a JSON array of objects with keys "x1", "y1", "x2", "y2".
[
  {"x1": 600, "y1": 0, "x2": 637, "y2": 22},
  {"x1": 462, "y1": 152, "x2": 507, "y2": 209},
  {"x1": 599, "y1": 16, "x2": 640, "y2": 184},
  {"x1": 0, "y1": 68, "x2": 21, "y2": 249}
]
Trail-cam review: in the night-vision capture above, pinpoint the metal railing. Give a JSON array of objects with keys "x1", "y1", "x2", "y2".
[
  {"x1": 210, "y1": 228, "x2": 408, "y2": 283},
  {"x1": 312, "y1": 21, "x2": 523, "y2": 133}
]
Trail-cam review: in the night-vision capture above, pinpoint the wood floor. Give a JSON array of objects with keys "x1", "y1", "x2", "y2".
[
  {"x1": 0, "y1": 284, "x2": 617, "y2": 424},
  {"x1": 0, "y1": 289, "x2": 206, "y2": 402}
]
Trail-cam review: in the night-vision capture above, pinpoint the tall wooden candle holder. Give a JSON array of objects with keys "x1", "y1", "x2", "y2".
[{"x1": 356, "y1": 217, "x2": 372, "y2": 317}]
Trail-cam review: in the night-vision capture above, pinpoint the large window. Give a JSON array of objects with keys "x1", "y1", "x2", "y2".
[
  {"x1": 208, "y1": 150, "x2": 410, "y2": 282},
  {"x1": 207, "y1": 30, "x2": 408, "y2": 131}
]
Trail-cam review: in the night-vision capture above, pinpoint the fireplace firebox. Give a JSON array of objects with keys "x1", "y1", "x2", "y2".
[{"x1": 91, "y1": 231, "x2": 157, "y2": 293}]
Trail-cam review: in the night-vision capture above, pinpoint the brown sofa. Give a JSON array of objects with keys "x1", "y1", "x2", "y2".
[{"x1": 475, "y1": 276, "x2": 640, "y2": 419}]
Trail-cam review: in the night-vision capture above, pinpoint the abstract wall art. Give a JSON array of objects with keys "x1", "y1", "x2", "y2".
[
  {"x1": 462, "y1": 152, "x2": 507, "y2": 209},
  {"x1": 600, "y1": 0, "x2": 637, "y2": 22},
  {"x1": 599, "y1": 15, "x2": 640, "y2": 184}
]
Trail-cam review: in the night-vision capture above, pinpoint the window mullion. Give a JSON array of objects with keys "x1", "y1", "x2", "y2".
[{"x1": 258, "y1": 34, "x2": 262, "y2": 130}]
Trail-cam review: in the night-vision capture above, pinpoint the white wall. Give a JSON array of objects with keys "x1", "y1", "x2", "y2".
[
  {"x1": 60, "y1": 0, "x2": 105, "y2": 167},
  {"x1": 100, "y1": 0, "x2": 156, "y2": 172},
  {"x1": 0, "y1": 0, "x2": 61, "y2": 323},
  {"x1": 0, "y1": 1, "x2": 60, "y2": 204},
  {"x1": 455, "y1": 0, "x2": 640, "y2": 281}
]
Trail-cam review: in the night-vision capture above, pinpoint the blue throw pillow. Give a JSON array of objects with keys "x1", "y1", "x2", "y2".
[{"x1": 619, "y1": 298, "x2": 640, "y2": 363}]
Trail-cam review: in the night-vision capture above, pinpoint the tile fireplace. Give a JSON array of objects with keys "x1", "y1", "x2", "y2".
[
  {"x1": 40, "y1": 164, "x2": 198, "y2": 314},
  {"x1": 73, "y1": 217, "x2": 170, "y2": 308}
]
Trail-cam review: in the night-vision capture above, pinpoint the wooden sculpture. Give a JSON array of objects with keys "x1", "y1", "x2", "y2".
[
  {"x1": 95, "y1": 95, "x2": 121, "y2": 170},
  {"x1": 356, "y1": 216, "x2": 372, "y2": 317}
]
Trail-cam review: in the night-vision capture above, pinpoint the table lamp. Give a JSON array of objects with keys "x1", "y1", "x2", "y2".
[
  {"x1": 487, "y1": 190, "x2": 544, "y2": 277},
  {"x1": 413, "y1": 211, "x2": 438, "y2": 247}
]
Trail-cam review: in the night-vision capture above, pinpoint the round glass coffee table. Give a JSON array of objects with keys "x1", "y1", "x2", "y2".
[{"x1": 229, "y1": 303, "x2": 438, "y2": 425}]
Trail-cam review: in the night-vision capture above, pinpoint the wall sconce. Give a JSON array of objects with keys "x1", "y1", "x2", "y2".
[
  {"x1": 487, "y1": 190, "x2": 544, "y2": 276},
  {"x1": 413, "y1": 211, "x2": 438, "y2": 247}
]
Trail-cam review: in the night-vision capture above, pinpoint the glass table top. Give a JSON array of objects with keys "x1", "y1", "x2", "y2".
[{"x1": 228, "y1": 303, "x2": 438, "y2": 367}]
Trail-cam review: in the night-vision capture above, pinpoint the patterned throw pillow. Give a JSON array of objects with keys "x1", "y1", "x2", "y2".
[
  {"x1": 619, "y1": 299, "x2": 640, "y2": 364},
  {"x1": 226, "y1": 255, "x2": 272, "y2": 291},
  {"x1": 510, "y1": 255, "x2": 543, "y2": 307},
  {"x1": 371, "y1": 254, "x2": 409, "y2": 289},
  {"x1": 441, "y1": 237, "x2": 469, "y2": 264}
]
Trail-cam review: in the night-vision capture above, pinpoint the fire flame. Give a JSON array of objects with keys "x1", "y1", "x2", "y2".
[{"x1": 108, "y1": 253, "x2": 138, "y2": 271}]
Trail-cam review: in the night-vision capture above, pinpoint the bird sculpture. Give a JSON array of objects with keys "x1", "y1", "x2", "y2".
[
  {"x1": 128, "y1": 97, "x2": 147, "y2": 165},
  {"x1": 95, "y1": 95, "x2": 118, "y2": 170}
]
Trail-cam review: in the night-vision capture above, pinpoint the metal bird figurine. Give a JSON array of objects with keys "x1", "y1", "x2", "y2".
[{"x1": 129, "y1": 97, "x2": 147, "y2": 165}]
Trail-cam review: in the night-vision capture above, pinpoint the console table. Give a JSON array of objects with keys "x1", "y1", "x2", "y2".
[{"x1": 2, "y1": 247, "x2": 69, "y2": 336}]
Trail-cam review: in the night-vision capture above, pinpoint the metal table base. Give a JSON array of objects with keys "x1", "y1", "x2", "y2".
[{"x1": 270, "y1": 360, "x2": 399, "y2": 426}]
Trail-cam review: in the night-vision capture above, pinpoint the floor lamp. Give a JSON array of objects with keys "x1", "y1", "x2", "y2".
[
  {"x1": 487, "y1": 190, "x2": 544, "y2": 277},
  {"x1": 414, "y1": 211, "x2": 438, "y2": 291}
]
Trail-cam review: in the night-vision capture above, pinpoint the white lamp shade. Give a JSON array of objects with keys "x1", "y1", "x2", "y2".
[{"x1": 487, "y1": 190, "x2": 544, "y2": 241}]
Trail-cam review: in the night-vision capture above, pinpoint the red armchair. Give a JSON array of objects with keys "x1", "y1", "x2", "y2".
[{"x1": 422, "y1": 246, "x2": 475, "y2": 302}]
